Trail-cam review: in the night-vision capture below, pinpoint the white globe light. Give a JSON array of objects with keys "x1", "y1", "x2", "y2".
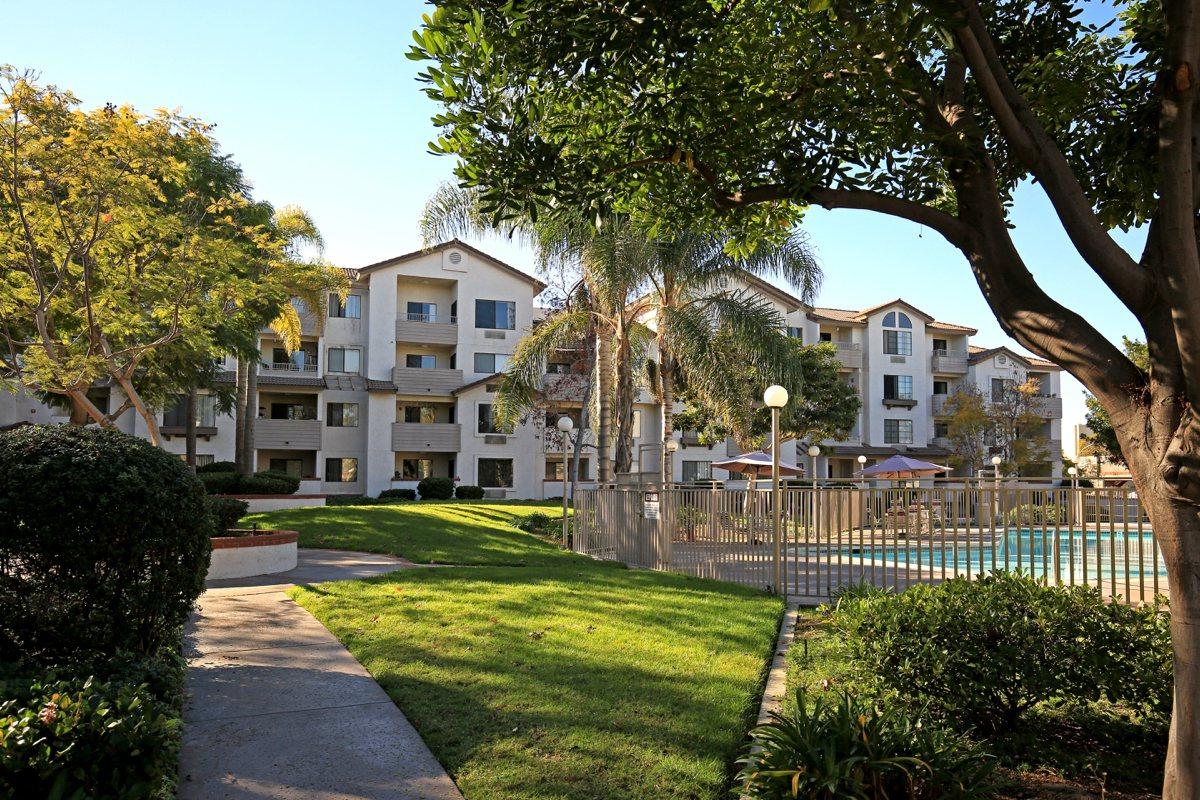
[
  {"x1": 763, "y1": 385, "x2": 789, "y2": 408},
  {"x1": 991, "y1": 455, "x2": 1002, "y2": 466},
  {"x1": 1067, "y1": 466, "x2": 1078, "y2": 476},
  {"x1": 556, "y1": 416, "x2": 574, "y2": 433},
  {"x1": 665, "y1": 439, "x2": 680, "y2": 452},
  {"x1": 857, "y1": 455, "x2": 867, "y2": 465},
  {"x1": 807, "y1": 445, "x2": 821, "y2": 458}
]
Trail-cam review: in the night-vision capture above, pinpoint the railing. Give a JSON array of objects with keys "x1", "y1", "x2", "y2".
[
  {"x1": 930, "y1": 350, "x2": 970, "y2": 374},
  {"x1": 259, "y1": 361, "x2": 318, "y2": 374},
  {"x1": 832, "y1": 342, "x2": 862, "y2": 369},
  {"x1": 405, "y1": 312, "x2": 457, "y2": 324},
  {"x1": 572, "y1": 485, "x2": 1162, "y2": 604}
]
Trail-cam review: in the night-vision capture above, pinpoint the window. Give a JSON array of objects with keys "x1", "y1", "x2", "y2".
[
  {"x1": 786, "y1": 327, "x2": 804, "y2": 341},
  {"x1": 991, "y1": 378, "x2": 1014, "y2": 402},
  {"x1": 933, "y1": 380, "x2": 949, "y2": 395},
  {"x1": 269, "y1": 401, "x2": 316, "y2": 420},
  {"x1": 479, "y1": 458, "x2": 514, "y2": 487},
  {"x1": 883, "y1": 375, "x2": 913, "y2": 400},
  {"x1": 270, "y1": 458, "x2": 302, "y2": 477},
  {"x1": 475, "y1": 299, "x2": 516, "y2": 330},
  {"x1": 271, "y1": 347, "x2": 316, "y2": 369},
  {"x1": 819, "y1": 331, "x2": 833, "y2": 342},
  {"x1": 882, "y1": 311, "x2": 913, "y2": 328},
  {"x1": 883, "y1": 329, "x2": 912, "y2": 355},
  {"x1": 399, "y1": 458, "x2": 433, "y2": 480},
  {"x1": 327, "y1": 402, "x2": 359, "y2": 427},
  {"x1": 324, "y1": 457, "x2": 358, "y2": 483},
  {"x1": 406, "y1": 301, "x2": 438, "y2": 322},
  {"x1": 545, "y1": 458, "x2": 591, "y2": 481},
  {"x1": 546, "y1": 361, "x2": 572, "y2": 374},
  {"x1": 329, "y1": 293, "x2": 361, "y2": 319},
  {"x1": 163, "y1": 394, "x2": 216, "y2": 428},
  {"x1": 404, "y1": 405, "x2": 437, "y2": 424},
  {"x1": 884, "y1": 419, "x2": 914, "y2": 444},
  {"x1": 473, "y1": 352, "x2": 510, "y2": 374},
  {"x1": 934, "y1": 422, "x2": 950, "y2": 438},
  {"x1": 405, "y1": 354, "x2": 436, "y2": 369},
  {"x1": 477, "y1": 403, "x2": 500, "y2": 434},
  {"x1": 932, "y1": 338, "x2": 947, "y2": 353},
  {"x1": 682, "y1": 461, "x2": 713, "y2": 482},
  {"x1": 327, "y1": 347, "x2": 361, "y2": 374}
]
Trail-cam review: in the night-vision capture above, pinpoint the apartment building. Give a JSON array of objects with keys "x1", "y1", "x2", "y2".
[
  {"x1": 1, "y1": 245, "x2": 1065, "y2": 494},
  {"x1": 650, "y1": 294, "x2": 1064, "y2": 483}
]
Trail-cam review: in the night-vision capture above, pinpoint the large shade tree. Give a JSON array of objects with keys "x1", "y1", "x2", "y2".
[{"x1": 412, "y1": 2, "x2": 1200, "y2": 793}]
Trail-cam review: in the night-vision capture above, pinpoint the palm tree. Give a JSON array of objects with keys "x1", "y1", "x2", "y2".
[{"x1": 234, "y1": 205, "x2": 345, "y2": 475}]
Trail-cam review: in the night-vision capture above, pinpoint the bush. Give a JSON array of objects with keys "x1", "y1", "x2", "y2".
[
  {"x1": 196, "y1": 460, "x2": 236, "y2": 474},
  {"x1": 378, "y1": 488, "x2": 417, "y2": 501},
  {"x1": 0, "y1": 426, "x2": 211, "y2": 663},
  {"x1": 455, "y1": 484, "x2": 485, "y2": 500},
  {"x1": 207, "y1": 496, "x2": 249, "y2": 533},
  {"x1": 326, "y1": 494, "x2": 377, "y2": 506},
  {"x1": 198, "y1": 469, "x2": 299, "y2": 495},
  {"x1": 0, "y1": 673, "x2": 182, "y2": 799},
  {"x1": 417, "y1": 476, "x2": 454, "y2": 500},
  {"x1": 1005, "y1": 503, "x2": 1067, "y2": 526},
  {"x1": 738, "y1": 689, "x2": 994, "y2": 799},
  {"x1": 513, "y1": 512, "x2": 555, "y2": 538},
  {"x1": 835, "y1": 572, "x2": 1171, "y2": 732}
]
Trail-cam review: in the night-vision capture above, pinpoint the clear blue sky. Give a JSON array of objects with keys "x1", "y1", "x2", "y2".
[{"x1": 6, "y1": 1, "x2": 1146, "y2": 448}]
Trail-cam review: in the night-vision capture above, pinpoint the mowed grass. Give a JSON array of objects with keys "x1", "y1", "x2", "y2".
[
  {"x1": 246, "y1": 501, "x2": 576, "y2": 566},
  {"x1": 291, "y1": 565, "x2": 782, "y2": 800}
]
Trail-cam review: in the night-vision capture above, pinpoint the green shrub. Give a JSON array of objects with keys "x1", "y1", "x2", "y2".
[
  {"x1": 326, "y1": 494, "x2": 376, "y2": 506},
  {"x1": 253, "y1": 468, "x2": 301, "y2": 493},
  {"x1": 1005, "y1": 503, "x2": 1067, "y2": 526},
  {"x1": 836, "y1": 572, "x2": 1167, "y2": 732},
  {"x1": 417, "y1": 476, "x2": 454, "y2": 500},
  {"x1": 198, "y1": 469, "x2": 299, "y2": 495},
  {"x1": 379, "y1": 488, "x2": 417, "y2": 501},
  {"x1": 455, "y1": 484, "x2": 485, "y2": 499},
  {"x1": 207, "y1": 496, "x2": 249, "y2": 533},
  {"x1": 198, "y1": 470, "x2": 240, "y2": 494},
  {"x1": 513, "y1": 512, "x2": 555, "y2": 538},
  {"x1": 0, "y1": 674, "x2": 182, "y2": 800},
  {"x1": 0, "y1": 426, "x2": 211, "y2": 663},
  {"x1": 196, "y1": 460, "x2": 237, "y2": 474},
  {"x1": 738, "y1": 689, "x2": 994, "y2": 799}
]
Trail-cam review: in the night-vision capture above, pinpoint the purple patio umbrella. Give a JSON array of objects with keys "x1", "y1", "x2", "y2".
[
  {"x1": 712, "y1": 450, "x2": 805, "y2": 478},
  {"x1": 859, "y1": 454, "x2": 950, "y2": 479}
]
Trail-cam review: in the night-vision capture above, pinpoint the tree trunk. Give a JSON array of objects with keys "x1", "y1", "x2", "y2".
[
  {"x1": 113, "y1": 374, "x2": 161, "y2": 446},
  {"x1": 571, "y1": 372, "x2": 594, "y2": 500},
  {"x1": 612, "y1": 321, "x2": 635, "y2": 475},
  {"x1": 596, "y1": 335, "x2": 613, "y2": 483},
  {"x1": 241, "y1": 365, "x2": 257, "y2": 474},
  {"x1": 660, "y1": 358, "x2": 675, "y2": 484},
  {"x1": 66, "y1": 388, "x2": 111, "y2": 426},
  {"x1": 184, "y1": 389, "x2": 197, "y2": 471},
  {"x1": 234, "y1": 358, "x2": 249, "y2": 475}
]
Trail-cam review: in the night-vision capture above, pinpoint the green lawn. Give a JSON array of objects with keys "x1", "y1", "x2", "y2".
[
  {"x1": 247, "y1": 501, "x2": 578, "y2": 566},
  {"x1": 291, "y1": 564, "x2": 782, "y2": 800}
]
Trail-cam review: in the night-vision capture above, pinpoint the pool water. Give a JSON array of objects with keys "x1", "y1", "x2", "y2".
[{"x1": 834, "y1": 528, "x2": 1166, "y2": 580}]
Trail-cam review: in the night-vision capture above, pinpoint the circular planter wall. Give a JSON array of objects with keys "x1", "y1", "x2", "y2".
[{"x1": 207, "y1": 530, "x2": 299, "y2": 581}]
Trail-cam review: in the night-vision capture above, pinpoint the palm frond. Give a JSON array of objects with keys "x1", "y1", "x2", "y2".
[{"x1": 493, "y1": 309, "x2": 594, "y2": 429}]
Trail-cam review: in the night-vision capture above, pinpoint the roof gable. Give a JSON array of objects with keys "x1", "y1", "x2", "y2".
[{"x1": 357, "y1": 239, "x2": 547, "y2": 292}]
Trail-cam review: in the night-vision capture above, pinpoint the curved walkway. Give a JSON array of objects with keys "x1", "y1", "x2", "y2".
[{"x1": 178, "y1": 549, "x2": 464, "y2": 800}]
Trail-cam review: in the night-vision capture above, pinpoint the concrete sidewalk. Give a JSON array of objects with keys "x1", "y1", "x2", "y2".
[{"x1": 178, "y1": 549, "x2": 465, "y2": 800}]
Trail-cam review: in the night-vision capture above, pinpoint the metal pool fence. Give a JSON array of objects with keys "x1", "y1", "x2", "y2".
[{"x1": 570, "y1": 485, "x2": 1164, "y2": 603}]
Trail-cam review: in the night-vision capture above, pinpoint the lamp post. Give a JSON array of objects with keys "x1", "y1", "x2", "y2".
[
  {"x1": 665, "y1": 438, "x2": 679, "y2": 485},
  {"x1": 764, "y1": 385, "x2": 789, "y2": 596},
  {"x1": 807, "y1": 444, "x2": 821, "y2": 557},
  {"x1": 991, "y1": 454, "x2": 1002, "y2": 523},
  {"x1": 1067, "y1": 465, "x2": 1078, "y2": 490},
  {"x1": 557, "y1": 416, "x2": 574, "y2": 548}
]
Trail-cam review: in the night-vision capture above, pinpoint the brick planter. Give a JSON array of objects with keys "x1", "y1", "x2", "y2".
[{"x1": 207, "y1": 529, "x2": 299, "y2": 580}]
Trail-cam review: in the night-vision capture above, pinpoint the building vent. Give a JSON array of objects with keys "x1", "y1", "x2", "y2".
[
  {"x1": 484, "y1": 434, "x2": 507, "y2": 445},
  {"x1": 998, "y1": 354, "x2": 1008, "y2": 365},
  {"x1": 483, "y1": 488, "x2": 507, "y2": 499},
  {"x1": 484, "y1": 330, "x2": 506, "y2": 340},
  {"x1": 890, "y1": 356, "x2": 906, "y2": 364},
  {"x1": 448, "y1": 250, "x2": 463, "y2": 265}
]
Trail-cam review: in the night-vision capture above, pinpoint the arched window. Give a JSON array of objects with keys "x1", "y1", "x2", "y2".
[{"x1": 883, "y1": 310, "x2": 913, "y2": 355}]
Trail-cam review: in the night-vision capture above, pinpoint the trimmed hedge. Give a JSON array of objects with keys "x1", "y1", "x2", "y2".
[
  {"x1": 417, "y1": 476, "x2": 454, "y2": 500},
  {"x1": 199, "y1": 469, "x2": 300, "y2": 496},
  {"x1": 379, "y1": 488, "x2": 417, "y2": 501},
  {"x1": 196, "y1": 460, "x2": 237, "y2": 474},
  {"x1": 207, "y1": 496, "x2": 249, "y2": 532},
  {"x1": 455, "y1": 484, "x2": 485, "y2": 499},
  {"x1": 0, "y1": 425, "x2": 211, "y2": 663}
]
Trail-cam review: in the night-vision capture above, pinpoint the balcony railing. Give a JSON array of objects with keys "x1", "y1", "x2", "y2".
[
  {"x1": 930, "y1": 350, "x2": 970, "y2": 374},
  {"x1": 1030, "y1": 395, "x2": 1063, "y2": 418},
  {"x1": 392, "y1": 366, "x2": 464, "y2": 395},
  {"x1": 831, "y1": 342, "x2": 862, "y2": 369},
  {"x1": 255, "y1": 418, "x2": 322, "y2": 450},
  {"x1": 259, "y1": 361, "x2": 318, "y2": 374},
  {"x1": 931, "y1": 394, "x2": 951, "y2": 416},
  {"x1": 391, "y1": 422, "x2": 461, "y2": 452},
  {"x1": 395, "y1": 313, "x2": 458, "y2": 345}
]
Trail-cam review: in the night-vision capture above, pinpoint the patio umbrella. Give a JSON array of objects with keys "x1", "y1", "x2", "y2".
[
  {"x1": 859, "y1": 454, "x2": 949, "y2": 479},
  {"x1": 712, "y1": 450, "x2": 805, "y2": 478}
]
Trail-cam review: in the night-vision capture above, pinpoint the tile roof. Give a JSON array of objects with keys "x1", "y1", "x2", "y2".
[
  {"x1": 452, "y1": 372, "x2": 503, "y2": 395},
  {"x1": 809, "y1": 299, "x2": 977, "y2": 334},
  {"x1": 356, "y1": 239, "x2": 547, "y2": 292},
  {"x1": 968, "y1": 345, "x2": 1061, "y2": 370}
]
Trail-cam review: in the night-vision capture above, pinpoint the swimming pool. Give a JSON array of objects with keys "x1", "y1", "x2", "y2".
[{"x1": 832, "y1": 528, "x2": 1166, "y2": 580}]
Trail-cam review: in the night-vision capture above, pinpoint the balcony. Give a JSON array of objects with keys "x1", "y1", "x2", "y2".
[
  {"x1": 259, "y1": 361, "x2": 318, "y2": 376},
  {"x1": 930, "y1": 350, "x2": 970, "y2": 374},
  {"x1": 1030, "y1": 395, "x2": 1063, "y2": 418},
  {"x1": 541, "y1": 372, "x2": 588, "y2": 400},
  {"x1": 391, "y1": 422, "x2": 461, "y2": 452},
  {"x1": 395, "y1": 312, "x2": 458, "y2": 345},
  {"x1": 831, "y1": 342, "x2": 862, "y2": 370},
  {"x1": 392, "y1": 366, "x2": 464, "y2": 395},
  {"x1": 931, "y1": 395, "x2": 951, "y2": 416},
  {"x1": 255, "y1": 419, "x2": 322, "y2": 450},
  {"x1": 543, "y1": 427, "x2": 596, "y2": 453},
  {"x1": 931, "y1": 435, "x2": 951, "y2": 449}
]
